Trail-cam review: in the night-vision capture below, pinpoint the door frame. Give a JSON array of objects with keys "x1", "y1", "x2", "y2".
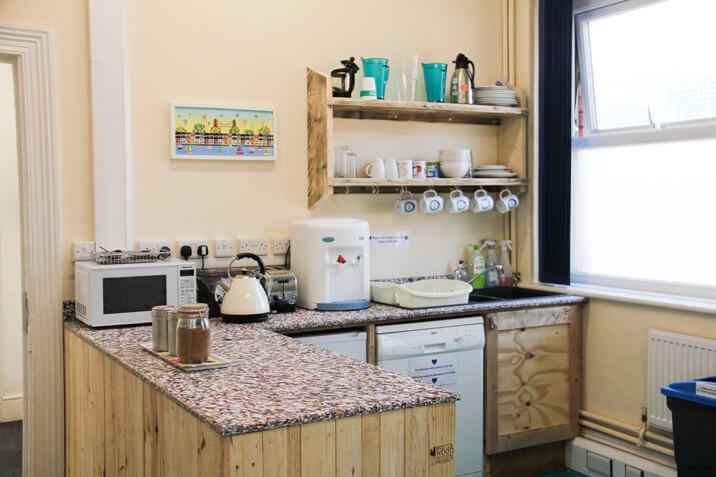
[{"x1": 0, "y1": 22, "x2": 63, "y2": 477}]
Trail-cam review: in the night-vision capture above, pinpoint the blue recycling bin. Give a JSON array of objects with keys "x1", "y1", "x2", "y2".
[{"x1": 661, "y1": 376, "x2": 716, "y2": 477}]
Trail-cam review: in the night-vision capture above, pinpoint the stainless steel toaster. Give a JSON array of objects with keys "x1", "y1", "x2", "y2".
[{"x1": 264, "y1": 267, "x2": 297, "y2": 313}]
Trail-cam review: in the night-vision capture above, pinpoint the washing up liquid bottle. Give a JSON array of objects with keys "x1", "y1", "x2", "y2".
[
  {"x1": 499, "y1": 240, "x2": 513, "y2": 287},
  {"x1": 466, "y1": 244, "x2": 486, "y2": 288},
  {"x1": 483, "y1": 240, "x2": 500, "y2": 288}
]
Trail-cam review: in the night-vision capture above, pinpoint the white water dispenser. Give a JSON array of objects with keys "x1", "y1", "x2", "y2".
[{"x1": 290, "y1": 218, "x2": 370, "y2": 310}]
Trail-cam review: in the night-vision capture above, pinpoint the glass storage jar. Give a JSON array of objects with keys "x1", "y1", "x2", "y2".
[{"x1": 176, "y1": 304, "x2": 210, "y2": 363}]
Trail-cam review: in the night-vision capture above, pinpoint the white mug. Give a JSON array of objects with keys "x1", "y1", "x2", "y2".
[
  {"x1": 470, "y1": 189, "x2": 494, "y2": 213},
  {"x1": 397, "y1": 160, "x2": 413, "y2": 179},
  {"x1": 413, "y1": 160, "x2": 427, "y2": 179},
  {"x1": 364, "y1": 158, "x2": 386, "y2": 178},
  {"x1": 446, "y1": 189, "x2": 470, "y2": 214},
  {"x1": 496, "y1": 189, "x2": 519, "y2": 214},
  {"x1": 419, "y1": 190, "x2": 444, "y2": 214},
  {"x1": 385, "y1": 158, "x2": 399, "y2": 179},
  {"x1": 395, "y1": 191, "x2": 418, "y2": 215}
]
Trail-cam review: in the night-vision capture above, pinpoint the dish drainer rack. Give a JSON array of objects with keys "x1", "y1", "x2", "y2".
[{"x1": 94, "y1": 249, "x2": 171, "y2": 265}]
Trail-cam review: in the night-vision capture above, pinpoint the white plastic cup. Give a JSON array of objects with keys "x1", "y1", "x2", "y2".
[{"x1": 360, "y1": 76, "x2": 377, "y2": 100}]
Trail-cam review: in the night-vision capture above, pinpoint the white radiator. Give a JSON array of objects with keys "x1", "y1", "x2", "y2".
[{"x1": 647, "y1": 329, "x2": 716, "y2": 431}]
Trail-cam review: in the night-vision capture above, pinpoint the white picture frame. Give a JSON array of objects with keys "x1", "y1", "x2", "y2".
[{"x1": 170, "y1": 103, "x2": 277, "y2": 161}]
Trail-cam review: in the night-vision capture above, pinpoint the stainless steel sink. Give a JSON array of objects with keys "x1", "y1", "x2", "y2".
[{"x1": 468, "y1": 286, "x2": 562, "y2": 302}]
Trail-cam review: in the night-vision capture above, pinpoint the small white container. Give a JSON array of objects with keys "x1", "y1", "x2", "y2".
[{"x1": 371, "y1": 281, "x2": 398, "y2": 305}]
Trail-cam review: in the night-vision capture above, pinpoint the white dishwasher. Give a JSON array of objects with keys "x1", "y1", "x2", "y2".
[
  {"x1": 295, "y1": 330, "x2": 367, "y2": 362},
  {"x1": 376, "y1": 316, "x2": 484, "y2": 477}
]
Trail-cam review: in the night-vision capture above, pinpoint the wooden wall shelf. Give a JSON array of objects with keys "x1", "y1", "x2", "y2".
[
  {"x1": 307, "y1": 68, "x2": 529, "y2": 208},
  {"x1": 330, "y1": 98, "x2": 527, "y2": 125}
]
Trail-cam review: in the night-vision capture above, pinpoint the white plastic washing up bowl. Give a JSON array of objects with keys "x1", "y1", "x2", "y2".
[{"x1": 371, "y1": 279, "x2": 471, "y2": 309}]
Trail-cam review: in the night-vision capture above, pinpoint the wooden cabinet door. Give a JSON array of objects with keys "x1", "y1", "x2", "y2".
[{"x1": 484, "y1": 306, "x2": 582, "y2": 454}]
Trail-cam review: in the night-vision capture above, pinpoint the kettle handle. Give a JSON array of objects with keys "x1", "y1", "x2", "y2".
[
  {"x1": 228, "y1": 252, "x2": 267, "y2": 279},
  {"x1": 467, "y1": 60, "x2": 475, "y2": 84}
]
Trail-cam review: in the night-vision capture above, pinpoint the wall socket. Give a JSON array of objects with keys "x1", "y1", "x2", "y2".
[
  {"x1": 137, "y1": 240, "x2": 173, "y2": 255},
  {"x1": 176, "y1": 240, "x2": 210, "y2": 259},
  {"x1": 272, "y1": 237, "x2": 290, "y2": 255},
  {"x1": 238, "y1": 238, "x2": 269, "y2": 256},
  {"x1": 73, "y1": 241, "x2": 96, "y2": 261},
  {"x1": 214, "y1": 239, "x2": 235, "y2": 258}
]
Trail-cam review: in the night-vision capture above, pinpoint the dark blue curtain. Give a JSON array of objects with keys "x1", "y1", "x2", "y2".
[{"x1": 538, "y1": 0, "x2": 573, "y2": 285}]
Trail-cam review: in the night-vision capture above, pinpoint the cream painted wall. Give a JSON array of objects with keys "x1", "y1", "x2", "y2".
[
  {"x1": 582, "y1": 299, "x2": 716, "y2": 425},
  {"x1": 0, "y1": 61, "x2": 23, "y2": 421},
  {"x1": 0, "y1": 0, "x2": 95, "y2": 299},
  {"x1": 128, "y1": 0, "x2": 510, "y2": 281}
]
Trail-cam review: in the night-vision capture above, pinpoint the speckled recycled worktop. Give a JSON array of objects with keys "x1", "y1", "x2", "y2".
[
  {"x1": 64, "y1": 293, "x2": 586, "y2": 437},
  {"x1": 260, "y1": 293, "x2": 587, "y2": 333}
]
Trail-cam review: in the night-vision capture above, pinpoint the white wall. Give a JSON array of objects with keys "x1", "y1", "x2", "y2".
[{"x1": 0, "y1": 61, "x2": 23, "y2": 422}]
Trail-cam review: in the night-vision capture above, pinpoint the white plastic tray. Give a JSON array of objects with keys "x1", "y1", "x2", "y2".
[{"x1": 371, "y1": 279, "x2": 471, "y2": 309}]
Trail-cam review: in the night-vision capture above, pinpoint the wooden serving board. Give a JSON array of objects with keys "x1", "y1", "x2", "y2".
[{"x1": 140, "y1": 342, "x2": 231, "y2": 372}]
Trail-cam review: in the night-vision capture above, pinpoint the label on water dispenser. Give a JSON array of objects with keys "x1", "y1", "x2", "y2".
[{"x1": 409, "y1": 353, "x2": 458, "y2": 386}]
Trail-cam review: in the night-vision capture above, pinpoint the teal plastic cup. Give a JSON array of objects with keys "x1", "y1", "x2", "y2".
[
  {"x1": 422, "y1": 63, "x2": 447, "y2": 102},
  {"x1": 361, "y1": 58, "x2": 390, "y2": 100}
]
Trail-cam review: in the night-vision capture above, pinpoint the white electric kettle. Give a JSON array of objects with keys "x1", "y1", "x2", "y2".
[{"x1": 220, "y1": 253, "x2": 270, "y2": 323}]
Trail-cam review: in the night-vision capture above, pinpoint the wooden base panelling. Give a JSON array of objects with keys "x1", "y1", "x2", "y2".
[{"x1": 64, "y1": 331, "x2": 455, "y2": 476}]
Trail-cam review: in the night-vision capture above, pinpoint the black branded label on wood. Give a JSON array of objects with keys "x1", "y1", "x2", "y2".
[{"x1": 430, "y1": 443, "x2": 455, "y2": 464}]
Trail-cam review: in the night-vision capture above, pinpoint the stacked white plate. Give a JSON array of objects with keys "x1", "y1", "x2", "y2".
[
  {"x1": 474, "y1": 86, "x2": 518, "y2": 107},
  {"x1": 473, "y1": 165, "x2": 517, "y2": 178},
  {"x1": 438, "y1": 149, "x2": 472, "y2": 178}
]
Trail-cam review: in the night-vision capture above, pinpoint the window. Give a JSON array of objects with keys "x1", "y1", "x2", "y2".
[{"x1": 572, "y1": 0, "x2": 716, "y2": 299}]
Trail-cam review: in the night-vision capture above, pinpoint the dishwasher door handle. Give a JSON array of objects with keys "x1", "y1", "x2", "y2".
[{"x1": 423, "y1": 342, "x2": 447, "y2": 352}]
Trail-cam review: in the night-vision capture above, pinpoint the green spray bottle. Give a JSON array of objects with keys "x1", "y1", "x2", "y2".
[{"x1": 466, "y1": 243, "x2": 487, "y2": 288}]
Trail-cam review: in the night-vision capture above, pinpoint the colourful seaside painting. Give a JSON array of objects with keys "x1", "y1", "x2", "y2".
[{"x1": 170, "y1": 104, "x2": 276, "y2": 160}]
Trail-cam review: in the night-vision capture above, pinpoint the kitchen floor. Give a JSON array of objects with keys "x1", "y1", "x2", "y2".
[{"x1": 0, "y1": 420, "x2": 22, "y2": 477}]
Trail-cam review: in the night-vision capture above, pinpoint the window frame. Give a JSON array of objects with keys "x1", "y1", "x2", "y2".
[
  {"x1": 575, "y1": 0, "x2": 716, "y2": 140},
  {"x1": 570, "y1": 0, "x2": 716, "y2": 301}
]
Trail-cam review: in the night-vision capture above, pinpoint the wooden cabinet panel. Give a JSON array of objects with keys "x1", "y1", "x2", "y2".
[
  {"x1": 485, "y1": 306, "x2": 582, "y2": 455},
  {"x1": 64, "y1": 330, "x2": 456, "y2": 477},
  {"x1": 496, "y1": 324, "x2": 570, "y2": 434}
]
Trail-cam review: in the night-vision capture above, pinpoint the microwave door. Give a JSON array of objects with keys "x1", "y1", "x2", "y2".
[{"x1": 94, "y1": 267, "x2": 178, "y2": 326}]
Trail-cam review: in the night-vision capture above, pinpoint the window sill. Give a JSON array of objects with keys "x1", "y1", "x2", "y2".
[{"x1": 521, "y1": 282, "x2": 716, "y2": 316}]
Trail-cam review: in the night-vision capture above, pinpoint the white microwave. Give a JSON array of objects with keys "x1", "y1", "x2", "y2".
[{"x1": 74, "y1": 260, "x2": 197, "y2": 327}]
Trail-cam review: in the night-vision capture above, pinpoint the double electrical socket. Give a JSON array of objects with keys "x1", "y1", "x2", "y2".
[
  {"x1": 176, "y1": 240, "x2": 210, "y2": 259},
  {"x1": 238, "y1": 238, "x2": 269, "y2": 256}
]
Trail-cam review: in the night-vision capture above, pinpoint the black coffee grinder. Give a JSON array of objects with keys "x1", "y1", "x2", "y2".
[{"x1": 331, "y1": 57, "x2": 359, "y2": 98}]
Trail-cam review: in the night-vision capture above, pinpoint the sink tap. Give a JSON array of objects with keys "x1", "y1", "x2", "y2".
[{"x1": 466, "y1": 264, "x2": 503, "y2": 287}]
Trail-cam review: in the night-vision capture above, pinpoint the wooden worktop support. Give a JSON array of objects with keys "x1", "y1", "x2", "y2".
[{"x1": 64, "y1": 330, "x2": 456, "y2": 477}]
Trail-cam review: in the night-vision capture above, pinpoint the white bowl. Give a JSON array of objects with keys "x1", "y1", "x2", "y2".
[
  {"x1": 438, "y1": 149, "x2": 472, "y2": 162},
  {"x1": 439, "y1": 161, "x2": 470, "y2": 178}
]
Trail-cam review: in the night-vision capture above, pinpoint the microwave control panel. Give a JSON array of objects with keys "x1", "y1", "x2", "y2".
[{"x1": 178, "y1": 265, "x2": 197, "y2": 305}]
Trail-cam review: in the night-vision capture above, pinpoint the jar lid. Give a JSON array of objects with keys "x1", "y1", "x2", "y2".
[
  {"x1": 151, "y1": 305, "x2": 177, "y2": 316},
  {"x1": 178, "y1": 303, "x2": 208, "y2": 316}
]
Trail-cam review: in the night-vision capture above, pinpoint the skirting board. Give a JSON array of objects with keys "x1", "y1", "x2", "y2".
[{"x1": 566, "y1": 437, "x2": 675, "y2": 477}]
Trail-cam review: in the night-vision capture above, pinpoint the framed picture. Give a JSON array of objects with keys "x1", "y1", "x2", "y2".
[{"x1": 170, "y1": 103, "x2": 277, "y2": 161}]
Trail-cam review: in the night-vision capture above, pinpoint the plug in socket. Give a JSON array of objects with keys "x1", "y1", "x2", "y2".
[{"x1": 176, "y1": 240, "x2": 210, "y2": 259}]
